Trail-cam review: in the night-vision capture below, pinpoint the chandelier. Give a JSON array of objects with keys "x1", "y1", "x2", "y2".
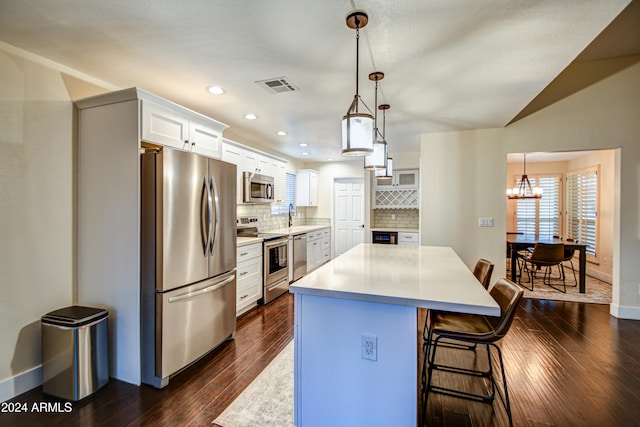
[
  {"x1": 341, "y1": 10, "x2": 374, "y2": 156},
  {"x1": 506, "y1": 153, "x2": 543, "y2": 199}
]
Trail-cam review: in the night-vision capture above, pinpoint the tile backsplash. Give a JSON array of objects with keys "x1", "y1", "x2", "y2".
[
  {"x1": 373, "y1": 209, "x2": 419, "y2": 229},
  {"x1": 236, "y1": 204, "x2": 330, "y2": 231}
]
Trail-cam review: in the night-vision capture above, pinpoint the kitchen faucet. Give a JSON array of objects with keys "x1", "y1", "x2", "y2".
[{"x1": 288, "y1": 203, "x2": 294, "y2": 227}]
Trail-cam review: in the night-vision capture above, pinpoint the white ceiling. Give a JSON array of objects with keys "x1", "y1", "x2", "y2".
[{"x1": 0, "y1": 0, "x2": 633, "y2": 162}]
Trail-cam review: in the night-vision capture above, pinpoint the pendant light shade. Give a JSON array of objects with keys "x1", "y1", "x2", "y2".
[
  {"x1": 342, "y1": 113, "x2": 374, "y2": 156},
  {"x1": 365, "y1": 72, "x2": 387, "y2": 170},
  {"x1": 374, "y1": 103, "x2": 392, "y2": 179},
  {"x1": 376, "y1": 156, "x2": 393, "y2": 179},
  {"x1": 365, "y1": 140, "x2": 387, "y2": 170},
  {"x1": 342, "y1": 10, "x2": 374, "y2": 157},
  {"x1": 506, "y1": 153, "x2": 543, "y2": 199}
]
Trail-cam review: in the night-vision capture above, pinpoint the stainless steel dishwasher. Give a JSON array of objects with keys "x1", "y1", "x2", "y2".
[{"x1": 293, "y1": 233, "x2": 307, "y2": 282}]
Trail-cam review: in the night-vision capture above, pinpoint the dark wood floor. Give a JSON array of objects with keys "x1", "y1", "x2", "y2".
[{"x1": 3, "y1": 293, "x2": 640, "y2": 426}]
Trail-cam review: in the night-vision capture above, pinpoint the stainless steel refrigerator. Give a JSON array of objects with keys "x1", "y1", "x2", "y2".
[{"x1": 140, "y1": 147, "x2": 236, "y2": 388}]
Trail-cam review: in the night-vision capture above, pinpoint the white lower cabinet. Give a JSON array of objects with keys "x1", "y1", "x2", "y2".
[
  {"x1": 236, "y1": 242, "x2": 263, "y2": 316},
  {"x1": 307, "y1": 228, "x2": 331, "y2": 272},
  {"x1": 398, "y1": 232, "x2": 419, "y2": 246}
]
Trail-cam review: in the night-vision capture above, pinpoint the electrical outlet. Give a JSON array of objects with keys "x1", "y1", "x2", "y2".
[
  {"x1": 479, "y1": 217, "x2": 494, "y2": 227},
  {"x1": 391, "y1": 213, "x2": 396, "y2": 220},
  {"x1": 361, "y1": 334, "x2": 377, "y2": 361}
]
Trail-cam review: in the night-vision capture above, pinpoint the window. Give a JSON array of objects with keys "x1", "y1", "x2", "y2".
[
  {"x1": 514, "y1": 175, "x2": 561, "y2": 236},
  {"x1": 566, "y1": 167, "x2": 598, "y2": 258},
  {"x1": 270, "y1": 172, "x2": 297, "y2": 216}
]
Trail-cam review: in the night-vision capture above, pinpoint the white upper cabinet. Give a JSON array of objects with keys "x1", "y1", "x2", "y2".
[
  {"x1": 297, "y1": 169, "x2": 318, "y2": 207},
  {"x1": 141, "y1": 98, "x2": 227, "y2": 159},
  {"x1": 189, "y1": 120, "x2": 224, "y2": 158},
  {"x1": 374, "y1": 169, "x2": 419, "y2": 189},
  {"x1": 221, "y1": 142, "x2": 244, "y2": 204},
  {"x1": 222, "y1": 139, "x2": 288, "y2": 205},
  {"x1": 141, "y1": 101, "x2": 189, "y2": 148},
  {"x1": 373, "y1": 169, "x2": 420, "y2": 209},
  {"x1": 242, "y1": 150, "x2": 260, "y2": 173}
]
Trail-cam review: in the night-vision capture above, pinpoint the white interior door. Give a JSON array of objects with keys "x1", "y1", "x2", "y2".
[{"x1": 334, "y1": 178, "x2": 365, "y2": 256}]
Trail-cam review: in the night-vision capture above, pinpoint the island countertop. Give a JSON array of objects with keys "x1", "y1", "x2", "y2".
[{"x1": 289, "y1": 243, "x2": 499, "y2": 316}]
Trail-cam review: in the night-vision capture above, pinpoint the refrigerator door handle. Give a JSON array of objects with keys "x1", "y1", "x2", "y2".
[
  {"x1": 167, "y1": 274, "x2": 235, "y2": 303},
  {"x1": 209, "y1": 176, "x2": 220, "y2": 254},
  {"x1": 200, "y1": 176, "x2": 210, "y2": 256},
  {"x1": 202, "y1": 175, "x2": 214, "y2": 256}
]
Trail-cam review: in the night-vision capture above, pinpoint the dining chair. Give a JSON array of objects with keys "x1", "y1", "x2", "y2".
[
  {"x1": 518, "y1": 242, "x2": 567, "y2": 292},
  {"x1": 560, "y1": 239, "x2": 578, "y2": 287},
  {"x1": 422, "y1": 278, "x2": 523, "y2": 427}
]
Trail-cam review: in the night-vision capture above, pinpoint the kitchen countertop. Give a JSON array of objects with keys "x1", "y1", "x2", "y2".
[
  {"x1": 370, "y1": 228, "x2": 419, "y2": 233},
  {"x1": 236, "y1": 236, "x2": 263, "y2": 247},
  {"x1": 290, "y1": 243, "x2": 499, "y2": 315},
  {"x1": 267, "y1": 225, "x2": 330, "y2": 236}
]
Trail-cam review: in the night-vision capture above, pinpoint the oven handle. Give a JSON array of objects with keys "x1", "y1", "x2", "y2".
[
  {"x1": 265, "y1": 238, "x2": 289, "y2": 249},
  {"x1": 266, "y1": 277, "x2": 289, "y2": 291}
]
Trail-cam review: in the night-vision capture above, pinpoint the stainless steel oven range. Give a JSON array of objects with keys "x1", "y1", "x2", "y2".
[
  {"x1": 237, "y1": 221, "x2": 290, "y2": 304},
  {"x1": 262, "y1": 234, "x2": 290, "y2": 303}
]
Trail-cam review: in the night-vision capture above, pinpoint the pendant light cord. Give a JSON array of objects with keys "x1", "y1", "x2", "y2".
[{"x1": 355, "y1": 26, "x2": 360, "y2": 113}]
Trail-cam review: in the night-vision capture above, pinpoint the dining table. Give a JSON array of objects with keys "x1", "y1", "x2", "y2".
[{"x1": 506, "y1": 233, "x2": 588, "y2": 293}]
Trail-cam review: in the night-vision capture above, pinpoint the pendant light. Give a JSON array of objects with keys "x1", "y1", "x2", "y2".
[
  {"x1": 506, "y1": 153, "x2": 543, "y2": 199},
  {"x1": 364, "y1": 72, "x2": 387, "y2": 170},
  {"x1": 375, "y1": 104, "x2": 393, "y2": 179},
  {"x1": 342, "y1": 10, "x2": 374, "y2": 156}
]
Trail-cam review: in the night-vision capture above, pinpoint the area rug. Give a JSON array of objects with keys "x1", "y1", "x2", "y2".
[
  {"x1": 213, "y1": 340, "x2": 294, "y2": 427},
  {"x1": 516, "y1": 272, "x2": 611, "y2": 304}
]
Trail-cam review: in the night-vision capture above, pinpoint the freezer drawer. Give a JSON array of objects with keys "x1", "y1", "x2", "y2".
[{"x1": 156, "y1": 272, "x2": 236, "y2": 381}]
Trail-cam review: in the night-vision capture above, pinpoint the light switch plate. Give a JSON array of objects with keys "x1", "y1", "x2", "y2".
[{"x1": 479, "y1": 217, "x2": 494, "y2": 227}]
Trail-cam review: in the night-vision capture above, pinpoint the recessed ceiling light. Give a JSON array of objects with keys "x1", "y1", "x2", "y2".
[
  {"x1": 301, "y1": 152, "x2": 309, "y2": 156},
  {"x1": 299, "y1": 143, "x2": 308, "y2": 147},
  {"x1": 244, "y1": 113, "x2": 258, "y2": 120},
  {"x1": 276, "y1": 130, "x2": 288, "y2": 136},
  {"x1": 206, "y1": 86, "x2": 226, "y2": 95},
  {"x1": 327, "y1": 158, "x2": 334, "y2": 161}
]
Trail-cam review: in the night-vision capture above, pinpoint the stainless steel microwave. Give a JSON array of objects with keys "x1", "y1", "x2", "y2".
[{"x1": 243, "y1": 171, "x2": 275, "y2": 203}]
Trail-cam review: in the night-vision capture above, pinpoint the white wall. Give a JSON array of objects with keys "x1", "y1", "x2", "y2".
[
  {"x1": 0, "y1": 46, "x2": 74, "y2": 400},
  {"x1": 420, "y1": 58, "x2": 640, "y2": 319},
  {"x1": 304, "y1": 160, "x2": 364, "y2": 219}
]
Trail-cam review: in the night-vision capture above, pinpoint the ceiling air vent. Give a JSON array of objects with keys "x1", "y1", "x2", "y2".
[{"x1": 255, "y1": 77, "x2": 299, "y2": 94}]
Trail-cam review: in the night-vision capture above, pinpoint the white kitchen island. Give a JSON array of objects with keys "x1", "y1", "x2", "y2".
[{"x1": 289, "y1": 244, "x2": 500, "y2": 427}]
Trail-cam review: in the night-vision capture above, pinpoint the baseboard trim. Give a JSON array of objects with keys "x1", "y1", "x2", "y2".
[
  {"x1": 0, "y1": 365, "x2": 42, "y2": 403},
  {"x1": 586, "y1": 268, "x2": 612, "y2": 285},
  {"x1": 610, "y1": 303, "x2": 640, "y2": 320}
]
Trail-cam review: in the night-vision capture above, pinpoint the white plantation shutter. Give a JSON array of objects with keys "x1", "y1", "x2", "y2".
[
  {"x1": 566, "y1": 168, "x2": 598, "y2": 257},
  {"x1": 270, "y1": 172, "x2": 297, "y2": 216},
  {"x1": 538, "y1": 177, "x2": 561, "y2": 236},
  {"x1": 515, "y1": 175, "x2": 561, "y2": 236}
]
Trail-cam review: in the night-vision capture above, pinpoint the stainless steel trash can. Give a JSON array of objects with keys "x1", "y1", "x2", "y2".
[{"x1": 41, "y1": 305, "x2": 109, "y2": 401}]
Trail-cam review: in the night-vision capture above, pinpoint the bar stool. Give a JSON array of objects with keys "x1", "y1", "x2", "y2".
[
  {"x1": 422, "y1": 259, "x2": 494, "y2": 346},
  {"x1": 422, "y1": 278, "x2": 523, "y2": 427}
]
